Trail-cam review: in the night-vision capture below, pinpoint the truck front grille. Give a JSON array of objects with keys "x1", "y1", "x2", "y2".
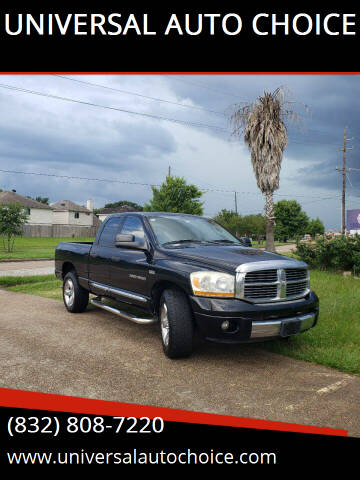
[
  {"x1": 245, "y1": 269, "x2": 278, "y2": 283},
  {"x1": 285, "y1": 269, "x2": 308, "y2": 281},
  {"x1": 244, "y1": 284, "x2": 278, "y2": 299},
  {"x1": 236, "y1": 264, "x2": 310, "y2": 303},
  {"x1": 286, "y1": 281, "x2": 308, "y2": 296}
]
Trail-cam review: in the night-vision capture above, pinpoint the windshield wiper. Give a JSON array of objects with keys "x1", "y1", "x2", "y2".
[
  {"x1": 205, "y1": 239, "x2": 238, "y2": 244},
  {"x1": 162, "y1": 239, "x2": 205, "y2": 247}
]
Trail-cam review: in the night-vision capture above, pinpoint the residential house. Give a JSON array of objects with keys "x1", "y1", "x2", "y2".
[
  {"x1": 51, "y1": 199, "x2": 95, "y2": 226},
  {"x1": 0, "y1": 192, "x2": 101, "y2": 237},
  {"x1": 0, "y1": 190, "x2": 53, "y2": 225}
]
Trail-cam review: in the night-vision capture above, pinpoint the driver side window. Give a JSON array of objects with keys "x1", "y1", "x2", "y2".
[{"x1": 98, "y1": 217, "x2": 123, "y2": 246}]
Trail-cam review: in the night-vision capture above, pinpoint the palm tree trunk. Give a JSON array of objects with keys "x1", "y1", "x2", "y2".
[{"x1": 265, "y1": 192, "x2": 276, "y2": 253}]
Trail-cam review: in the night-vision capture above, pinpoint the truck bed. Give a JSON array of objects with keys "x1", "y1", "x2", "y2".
[{"x1": 55, "y1": 241, "x2": 93, "y2": 279}]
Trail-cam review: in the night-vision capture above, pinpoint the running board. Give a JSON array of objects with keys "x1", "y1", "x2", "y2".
[{"x1": 90, "y1": 297, "x2": 157, "y2": 325}]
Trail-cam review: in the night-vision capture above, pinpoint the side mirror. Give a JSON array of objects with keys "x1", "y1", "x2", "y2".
[
  {"x1": 115, "y1": 234, "x2": 134, "y2": 245},
  {"x1": 115, "y1": 233, "x2": 148, "y2": 251}
]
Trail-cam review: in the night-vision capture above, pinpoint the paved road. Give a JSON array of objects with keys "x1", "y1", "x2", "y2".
[
  {"x1": 0, "y1": 260, "x2": 54, "y2": 277},
  {"x1": 1, "y1": 289, "x2": 359, "y2": 436},
  {"x1": 257, "y1": 243, "x2": 297, "y2": 254},
  {"x1": 275, "y1": 243, "x2": 297, "y2": 253}
]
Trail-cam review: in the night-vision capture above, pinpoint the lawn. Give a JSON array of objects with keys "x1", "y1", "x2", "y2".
[
  {"x1": 0, "y1": 274, "x2": 63, "y2": 300},
  {"x1": 261, "y1": 270, "x2": 360, "y2": 376},
  {"x1": 2, "y1": 270, "x2": 359, "y2": 376},
  {"x1": 0, "y1": 237, "x2": 94, "y2": 260}
]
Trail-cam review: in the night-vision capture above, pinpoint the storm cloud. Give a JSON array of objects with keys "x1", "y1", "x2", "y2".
[{"x1": 0, "y1": 73, "x2": 359, "y2": 230}]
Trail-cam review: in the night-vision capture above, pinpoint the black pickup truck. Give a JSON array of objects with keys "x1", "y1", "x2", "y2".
[{"x1": 55, "y1": 212, "x2": 319, "y2": 358}]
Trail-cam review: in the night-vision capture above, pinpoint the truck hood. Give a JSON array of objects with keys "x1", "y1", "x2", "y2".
[{"x1": 161, "y1": 244, "x2": 296, "y2": 273}]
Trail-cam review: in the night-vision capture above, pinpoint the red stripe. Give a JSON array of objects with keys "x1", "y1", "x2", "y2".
[{"x1": 0, "y1": 388, "x2": 347, "y2": 436}]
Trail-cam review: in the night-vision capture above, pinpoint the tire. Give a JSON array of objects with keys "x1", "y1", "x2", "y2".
[
  {"x1": 63, "y1": 270, "x2": 89, "y2": 313},
  {"x1": 159, "y1": 288, "x2": 194, "y2": 359}
]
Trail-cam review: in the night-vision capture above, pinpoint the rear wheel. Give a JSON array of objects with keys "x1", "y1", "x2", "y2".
[
  {"x1": 63, "y1": 271, "x2": 89, "y2": 313},
  {"x1": 159, "y1": 289, "x2": 194, "y2": 359}
]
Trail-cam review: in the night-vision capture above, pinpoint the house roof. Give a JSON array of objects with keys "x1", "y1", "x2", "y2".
[
  {"x1": 0, "y1": 191, "x2": 52, "y2": 209},
  {"x1": 96, "y1": 205, "x2": 139, "y2": 215},
  {"x1": 51, "y1": 200, "x2": 92, "y2": 213}
]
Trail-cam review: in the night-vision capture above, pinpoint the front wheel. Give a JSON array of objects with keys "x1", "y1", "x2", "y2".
[
  {"x1": 63, "y1": 271, "x2": 89, "y2": 313},
  {"x1": 159, "y1": 289, "x2": 194, "y2": 359}
]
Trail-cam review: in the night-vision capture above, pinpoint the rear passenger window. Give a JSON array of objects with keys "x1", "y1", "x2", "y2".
[
  {"x1": 98, "y1": 217, "x2": 123, "y2": 246},
  {"x1": 120, "y1": 216, "x2": 146, "y2": 247}
]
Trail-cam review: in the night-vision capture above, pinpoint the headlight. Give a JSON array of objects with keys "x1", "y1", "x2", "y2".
[{"x1": 190, "y1": 271, "x2": 235, "y2": 298}]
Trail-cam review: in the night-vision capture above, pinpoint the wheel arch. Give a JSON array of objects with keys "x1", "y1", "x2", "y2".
[
  {"x1": 151, "y1": 280, "x2": 192, "y2": 316},
  {"x1": 62, "y1": 261, "x2": 76, "y2": 279}
]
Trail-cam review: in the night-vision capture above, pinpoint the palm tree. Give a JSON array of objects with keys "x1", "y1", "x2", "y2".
[{"x1": 229, "y1": 87, "x2": 303, "y2": 253}]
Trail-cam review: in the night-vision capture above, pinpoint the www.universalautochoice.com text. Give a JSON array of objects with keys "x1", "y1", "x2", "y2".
[{"x1": 6, "y1": 449, "x2": 277, "y2": 465}]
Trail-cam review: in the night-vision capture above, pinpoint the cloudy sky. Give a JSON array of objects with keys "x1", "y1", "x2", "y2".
[{"x1": 0, "y1": 74, "x2": 359, "y2": 229}]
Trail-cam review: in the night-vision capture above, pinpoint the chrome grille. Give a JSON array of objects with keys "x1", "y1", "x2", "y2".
[
  {"x1": 236, "y1": 261, "x2": 310, "y2": 303},
  {"x1": 286, "y1": 281, "x2": 308, "y2": 296},
  {"x1": 245, "y1": 269, "x2": 278, "y2": 283},
  {"x1": 285, "y1": 269, "x2": 308, "y2": 281},
  {"x1": 244, "y1": 284, "x2": 278, "y2": 299}
]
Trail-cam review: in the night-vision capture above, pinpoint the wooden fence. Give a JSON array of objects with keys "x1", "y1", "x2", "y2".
[{"x1": 22, "y1": 224, "x2": 99, "y2": 238}]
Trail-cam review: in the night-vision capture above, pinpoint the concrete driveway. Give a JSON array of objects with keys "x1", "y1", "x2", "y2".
[{"x1": 1, "y1": 289, "x2": 359, "y2": 436}]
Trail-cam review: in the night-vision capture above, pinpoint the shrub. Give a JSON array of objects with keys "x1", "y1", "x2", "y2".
[
  {"x1": 295, "y1": 235, "x2": 360, "y2": 272},
  {"x1": 0, "y1": 202, "x2": 28, "y2": 252}
]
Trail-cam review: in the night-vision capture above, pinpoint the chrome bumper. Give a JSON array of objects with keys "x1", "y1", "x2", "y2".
[{"x1": 250, "y1": 312, "x2": 316, "y2": 339}]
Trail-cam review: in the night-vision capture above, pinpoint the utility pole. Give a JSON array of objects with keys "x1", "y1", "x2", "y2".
[
  {"x1": 234, "y1": 191, "x2": 238, "y2": 214},
  {"x1": 336, "y1": 127, "x2": 353, "y2": 234},
  {"x1": 342, "y1": 128, "x2": 347, "y2": 234},
  {"x1": 167, "y1": 166, "x2": 171, "y2": 178}
]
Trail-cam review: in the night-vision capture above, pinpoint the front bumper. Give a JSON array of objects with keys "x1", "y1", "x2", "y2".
[{"x1": 189, "y1": 290, "x2": 319, "y2": 343}]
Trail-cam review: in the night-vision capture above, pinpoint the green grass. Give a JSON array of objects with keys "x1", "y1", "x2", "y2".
[
  {"x1": 261, "y1": 270, "x2": 360, "y2": 376},
  {"x1": 0, "y1": 274, "x2": 57, "y2": 288},
  {"x1": 3, "y1": 269, "x2": 360, "y2": 376},
  {"x1": 0, "y1": 237, "x2": 93, "y2": 260},
  {"x1": 5, "y1": 274, "x2": 63, "y2": 300}
]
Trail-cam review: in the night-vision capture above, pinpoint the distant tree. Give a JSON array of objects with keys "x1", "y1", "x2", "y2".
[
  {"x1": 307, "y1": 217, "x2": 325, "y2": 237},
  {"x1": 144, "y1": 176, "x2": 203, "y2": 215},
  {"x1": 35, "y1": 196, "x2": 49, "y2": 205},
  {"x1": 214, "y1": 209, "x2": 240, "y2": 233},
  {"x1": 0, "y1": 203, "x2": 28, "y2": 252},
  {"x1": 241, "y1": 214, "x2": 266, "y2": 240},
  {"x1": 27, "y1": 196, "x2": 50, "y2": 205},
  {"x1": 215, "y1": 210, "x2": 266, "y2": 240},
  {"x1": 104, "y1": 200, "x2": 143, "y2": 211},
  {"x1": 274, "y1": 200, "x2": 309, "y2": 242}
]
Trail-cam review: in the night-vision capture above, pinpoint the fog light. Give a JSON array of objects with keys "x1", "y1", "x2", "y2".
[{"x1": 221, "y1": 320, "x2": 230, "y2": 331}]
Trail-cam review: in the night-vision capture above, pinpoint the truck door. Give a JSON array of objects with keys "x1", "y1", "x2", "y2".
[
  {"x1": 109, "y1": 215, "x2": 150, "y2": 303},
  {"x1": 88, "y1": 216, "x2": 124, "y2": 294}
]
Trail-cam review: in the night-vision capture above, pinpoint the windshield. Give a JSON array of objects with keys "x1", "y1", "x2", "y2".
[{"x1": 147, "y1": 215, "x2": 242, "y2": 247}]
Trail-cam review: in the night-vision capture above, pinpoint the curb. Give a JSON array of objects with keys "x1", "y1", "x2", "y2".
[{"x1": 0, "y1": 258, "x2": 53, "y2": 263}]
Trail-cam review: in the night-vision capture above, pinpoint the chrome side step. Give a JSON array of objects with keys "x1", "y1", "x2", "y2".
[{"x1": 90, "y1": 297, "x2": 157, "y2": 325}]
